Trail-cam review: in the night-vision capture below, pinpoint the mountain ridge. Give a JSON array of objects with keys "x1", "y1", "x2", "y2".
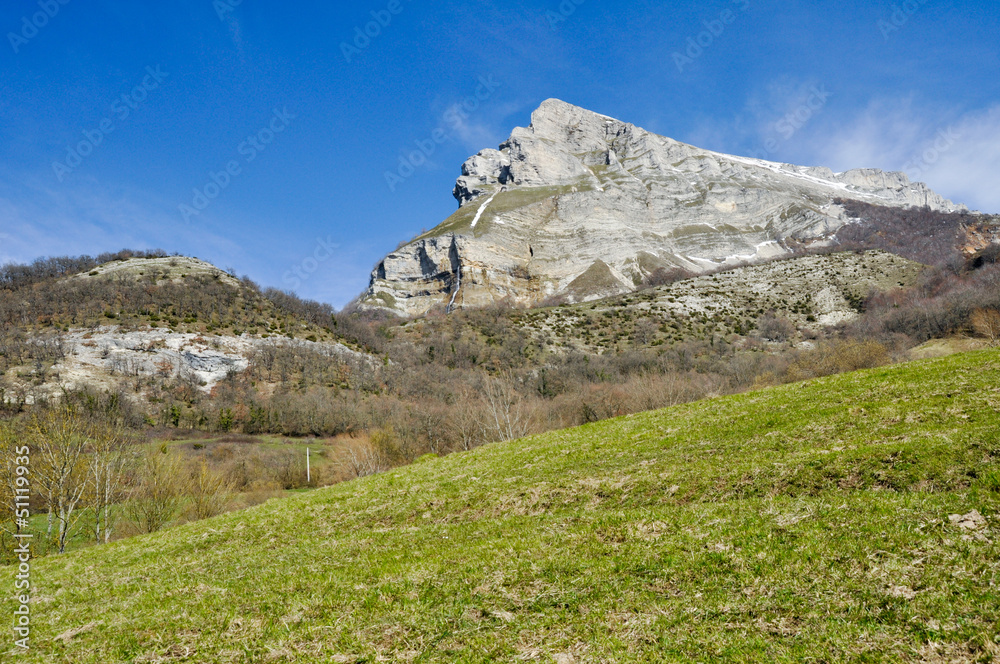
[{"x1": 359, "y1": 98, "x2": 971, "y2": 317}]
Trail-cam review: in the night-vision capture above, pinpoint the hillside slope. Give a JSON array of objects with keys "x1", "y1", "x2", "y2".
[
  {"x1": 4, "y1": 351, "x2": 999, "y2": 662},
  {"x1": 456, "y1": 250, "x2": 923, "y2": 354},
  {"x1": 0, "y1": 253, "x2": 370, "y2": 406}
]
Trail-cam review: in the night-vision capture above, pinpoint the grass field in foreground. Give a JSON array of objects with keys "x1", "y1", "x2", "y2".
[{"x1": 4, "y1": 351, "x2": 1000, "y2": 663}]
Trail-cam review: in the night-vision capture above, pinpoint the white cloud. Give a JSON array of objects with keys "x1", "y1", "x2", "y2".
[
  {"x1": 440, "y1": 97, "x2": 520, "y2": 155},
  {"x1": 907, "y1": 106, "x2": 1000, "y2": 213},
  {"x1": 679, "y1": 76, "x2": 836, "y2": 160},
  {"x1": 805, "y1": 101, "x2": 1000, "y2": 213},
  {"x1": 447, "y1": 108, "x2": 498, "y2": 153},
  {"x1": 677, "y1": 84, "x2": 999, "y2": 214}
]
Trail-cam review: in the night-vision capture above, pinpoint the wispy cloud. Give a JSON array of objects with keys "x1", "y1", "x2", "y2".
[
  {"x1": 0, "y1": 174, "x2": 246, "y2": 267},
  {"x1": 680, "y1": 75, "x2": 832, "y2": 157},
  {"x1": 680, "y1": 84, "x2": 999, "y2": 214},
  {"x1": 448, "y1": 99, "x2": 523, "y2": 153},
  {"x1": 804, "y1": 101, "x2": 1000, "y2": 213},
  {"x1": 224, "y1": 15, "x2": 246, "y2": 59},
  {"x1": 0, "y1": 172, "x2": 372, "y2": 307},
  {"x1": 807, "y1": 97, "x2": 926, "y2": 172}
]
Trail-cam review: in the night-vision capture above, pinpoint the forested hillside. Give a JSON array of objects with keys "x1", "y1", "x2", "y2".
[{"x1": 2, "y1": 204, "x2": 1000, "y2": 555}]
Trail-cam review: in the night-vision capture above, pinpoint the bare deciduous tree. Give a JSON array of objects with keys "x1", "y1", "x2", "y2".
[
  {"x1": 632, "y1": 318, "x2": 659, "y2": 346},
  {"x1": 971, "y1": 308, "x2": 1000, "y2": 346},
  {"x1": 417, "y1": 405, "x2": 448, "y2": 455},
  {"x1": 30, "y1": 408, "x2": 91, "y2": 553},
  {"x1": 630, "y1": 373, "x2": 688, "y2": 412},
  {"x1": 480, "y1": 372, "x2": 531, "y2": 443},
  {"x1": 88, "y1": 420, "x2": 134, "y2": 544},
  {"x1": 340, "y1": 438, "x2": 385, "y2": 478},
  {"x1": 449, "y1": 386, "x2": 484, "y2": 451}
]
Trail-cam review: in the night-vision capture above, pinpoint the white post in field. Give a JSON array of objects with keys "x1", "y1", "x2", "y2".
[{"x1": 306, "y1": 447, "x2": 311, "y2": 483}]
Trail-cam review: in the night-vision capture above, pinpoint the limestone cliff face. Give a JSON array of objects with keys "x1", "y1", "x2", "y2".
[{"x1": 359, "y1": 99, "x2": 968, "y2": 316}]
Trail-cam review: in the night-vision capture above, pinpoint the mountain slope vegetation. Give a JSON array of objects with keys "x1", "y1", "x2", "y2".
[
  {"x1": 5, "y1": 233, "x2": 1000, "y2": 456},
  {"x1": 0, "y1": 251, "x2": 341, "y2": 342},
  {"x1": 5, "y1": 349, "x2": 998, "y2": 663},
  {"x1": 3, "y1": 217, "x2": 1000, "y2": 566}
]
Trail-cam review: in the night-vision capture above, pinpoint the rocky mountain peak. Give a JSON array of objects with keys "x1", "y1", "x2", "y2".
[{"x1": 364, "y1": 99, "x2": 971, "y2": 317}]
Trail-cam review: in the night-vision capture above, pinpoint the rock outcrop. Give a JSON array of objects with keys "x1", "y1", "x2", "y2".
[
  {"x1": 359, "y1": 99, "x2": 969, "y2": 316},
  {"x1": 4, "y1": 328, "x2": 372, "y2": 404}
]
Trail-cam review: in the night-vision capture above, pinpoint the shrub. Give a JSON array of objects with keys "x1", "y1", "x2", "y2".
[
  {"x1": 786, "y1": 340, "x2": 890, "y2": 382},
  {"x1": 186, "y1": 461, "x2": 234, "y2": 520},
  {"x1": 340, "y1": 438, "x2": 386, "y2": 478},
  {"x1": 642, "y1": 267, "x2": 695, "y2": 288},
  {"x1": 756, "y1": 314, "x2": 796, "y2": 342},
  {"x1": 126, "y1": 447, "x2": 185, "y2": 534}
]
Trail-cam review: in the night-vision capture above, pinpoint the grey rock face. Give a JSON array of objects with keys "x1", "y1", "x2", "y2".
[
  {"x1": 454, "y1": 149, "x2": 512, "y2": 205},
  {"x1": 360, "y1": 99, "x2": 968, "y2": 317}
]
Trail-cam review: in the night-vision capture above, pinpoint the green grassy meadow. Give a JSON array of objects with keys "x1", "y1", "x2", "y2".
[{"x1": 3, "y1": 351, "x2": 999, "y2": 662}]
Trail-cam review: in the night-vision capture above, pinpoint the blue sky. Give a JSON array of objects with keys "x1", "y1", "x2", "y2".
[{"x1": 2, "y1": 0, "x2": 998, "y2": 307}]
